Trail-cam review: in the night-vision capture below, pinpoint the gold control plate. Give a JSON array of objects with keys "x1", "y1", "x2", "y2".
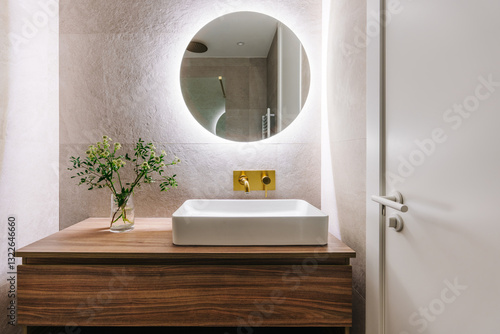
[{"x1": 233, "y1": 170, "x2": 276, "y2": 192}]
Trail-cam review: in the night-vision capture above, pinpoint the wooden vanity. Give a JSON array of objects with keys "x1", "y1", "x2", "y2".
[{"x1": 16, "y1": 218, "x2": 355, "y2": 333}]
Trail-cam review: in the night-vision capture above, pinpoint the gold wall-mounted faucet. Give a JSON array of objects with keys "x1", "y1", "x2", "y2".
[
  {"x1": 238, "y1": 172, "x2": 250, "y2": 194},
  {"x1": 233, "y1": 170, "x2": 276, "y2": 197}
]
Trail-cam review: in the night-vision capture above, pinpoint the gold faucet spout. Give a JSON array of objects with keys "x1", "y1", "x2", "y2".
[{"x1": 239, "y1": 173, "x2": 250, "y2": 193}]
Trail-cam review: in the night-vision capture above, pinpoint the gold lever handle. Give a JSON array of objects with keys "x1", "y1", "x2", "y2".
[{"x1": 261, "y1": 172, "x2": 271, "y2": 198}]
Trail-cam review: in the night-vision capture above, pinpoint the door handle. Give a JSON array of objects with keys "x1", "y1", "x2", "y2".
[{"x1": 371, "y1": 191, "x2": 408, "y2": 213}]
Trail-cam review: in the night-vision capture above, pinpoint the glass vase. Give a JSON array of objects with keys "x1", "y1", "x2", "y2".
[{"x1": 110, "y1": 193, "x2": 135, "y2": 233}]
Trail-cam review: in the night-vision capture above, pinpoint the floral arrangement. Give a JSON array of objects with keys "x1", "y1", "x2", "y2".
[{"x1": 68, "y1": 136, "x2": 180, "y2": 228}]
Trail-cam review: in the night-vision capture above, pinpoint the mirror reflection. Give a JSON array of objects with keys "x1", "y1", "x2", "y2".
[{"x1": 181, "y1": 11, "x2": 310, "y2": 142}]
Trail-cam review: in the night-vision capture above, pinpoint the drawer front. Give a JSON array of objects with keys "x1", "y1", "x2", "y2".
[{"x1": 18, "y1": 264, "x2": 352, "y2": 327}]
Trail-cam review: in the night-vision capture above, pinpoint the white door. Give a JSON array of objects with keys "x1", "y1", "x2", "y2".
[{"x1": 367, "y1": 0, "x2": 500, "y2": 333}]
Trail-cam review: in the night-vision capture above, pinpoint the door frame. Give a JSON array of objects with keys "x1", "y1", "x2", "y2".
[{"x1": 366, "y1": 0, "x2": 385, "y2": 333}]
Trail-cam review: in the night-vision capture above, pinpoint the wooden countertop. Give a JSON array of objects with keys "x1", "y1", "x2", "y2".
[{"x1": 16, "y1": 218, "x2": 355, "y2": 263}]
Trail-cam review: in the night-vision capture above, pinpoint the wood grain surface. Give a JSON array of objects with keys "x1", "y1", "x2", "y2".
[
  {"x1": 18, "y1": 264, "x2": 352, "y2": 327},
  {"x1": 15, "y1": 218, "x2": 355, "y2": 263}
]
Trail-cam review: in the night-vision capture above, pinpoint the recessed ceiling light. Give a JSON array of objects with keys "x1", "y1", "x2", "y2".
[{"x1": 236, "y1": 42, "x2": 245, "y2": 46}]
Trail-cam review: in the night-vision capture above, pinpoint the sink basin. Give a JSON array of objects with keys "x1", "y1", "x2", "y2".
[{"x1": 172, "y1": 199, "x2": 328, "y2": 246}]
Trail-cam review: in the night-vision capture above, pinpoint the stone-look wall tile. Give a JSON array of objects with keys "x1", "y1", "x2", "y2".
[
  {"x1": 248, "y1": 59, "x2": 268, "y2": 109},
  {"x1": 61, "y1": 140, "x2": 324, "y2": 229},
  {"x1": 186, "y1": 58, "x2": 252, "y2": 68},
  {"x1": 61, "y1": 140, "x2": 323, "y2": 228},
  {"x1": 248, "y1": 109, "x2": 265, "y2": 141},
  {"x1": 180, "y1": 57, "x2": 267, "y2": 142},
  {"x1": 275, "y1": 143, "x2": 322, "y2": 208},
  {"x1": 60, "y1": 0, "x2": 301, "y2": 36},
  {"x1": 225, "y1": 110, "x2": 250, "y2": 141},
  {"x1": 60, "y1": 0, "x2": 322, "y2": 229},
  {"x1": 60, "y1": 34, "x2": 106, "y2": 144},
  {"x1": 60, "y1": 0, "x2": 193, "y2": 34},
  {"x1": 225, "y1": 67, "x2": 250, "y2": 110},
  {"x1": 61, "y1": 143, "x2": 112, "y2": 228}
]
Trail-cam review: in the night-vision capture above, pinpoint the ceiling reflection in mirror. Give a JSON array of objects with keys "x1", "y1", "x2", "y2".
[{"x1": 180, "y1": 11, "x2": 310, "y2": 142}]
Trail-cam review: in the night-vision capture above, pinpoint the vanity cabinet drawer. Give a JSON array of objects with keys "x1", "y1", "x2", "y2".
[{"x1": 18, "y1": 264, "x2": 352, "y2": 327}]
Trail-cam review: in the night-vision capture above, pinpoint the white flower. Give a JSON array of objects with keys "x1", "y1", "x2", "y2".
[{"x1": 113, "y1": 159, "x2": 125, "y2": 168}]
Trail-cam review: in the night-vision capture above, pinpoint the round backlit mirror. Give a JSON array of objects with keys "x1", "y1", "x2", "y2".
[{"x1": 180, "y1": 11, "x2": 310, "y2": 142}]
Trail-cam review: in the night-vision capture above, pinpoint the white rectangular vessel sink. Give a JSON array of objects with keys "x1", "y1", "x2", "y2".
[{"x1": 172, "y1": 199, "x2": 328, "y2": 246}]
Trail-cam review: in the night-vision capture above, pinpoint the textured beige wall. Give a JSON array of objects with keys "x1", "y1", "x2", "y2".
[
  {"x1": 326, "y1": 1, "x2": 367, "y2": 334},
  {"x1": 59, "y1": 0, "x2": 322, "y2": 229}
]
